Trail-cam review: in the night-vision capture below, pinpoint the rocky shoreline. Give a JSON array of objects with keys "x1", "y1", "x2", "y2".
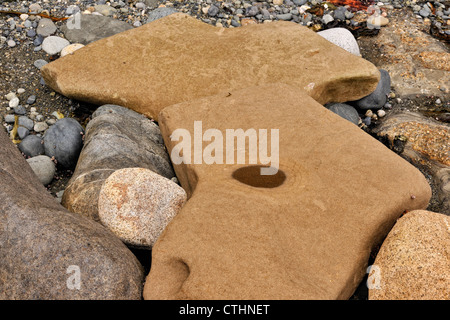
[{"x1": 0, "y1": 0, "x2": 449, "y2": 300}]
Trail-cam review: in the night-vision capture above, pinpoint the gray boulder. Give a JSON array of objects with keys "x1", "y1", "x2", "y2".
[
  {"x1": 61, "y1": 104, "x2": 175, "y2": 222},
  {"x1": 326, "y1": 103, "x2": 360, "y2": 125},
  {"x1": 18, "y1": 135, "x2": 45, "y2": 157},
  {"x1": 350, "y1": 69, "x2": 391, "y2": 110},
  {"x1": 43, "y1": 118, "x2": 84, "y2": 168},
  {"x1": 0, "y1": 129, "x2": 144, "y2": 299}
]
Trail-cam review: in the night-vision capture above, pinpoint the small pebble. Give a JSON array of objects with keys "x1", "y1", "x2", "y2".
[
  {"x1": 377, "y1": 109, "x2": 386, "y2": 118},
  {"x1": 27, "y1": 95, "x2": 36, "y2": 105},
  {"x1": 9, "y1": 97, "x2": 20, "y2": 109}
]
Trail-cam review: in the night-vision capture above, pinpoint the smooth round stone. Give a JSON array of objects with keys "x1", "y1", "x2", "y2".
[
  {"x1": 14, "y1": 105, "x2": 26, "y2": 115},
  {"x1": 277, "y1": 13, "x2": 293, "y2": 20},
  {"x1": 17, "y1": 88, "x2": 25, "y2": 94},
  {"x1": 36, "y1": 18, "x2": 57, "y2": 37},
  {"x1": 326, "y1": 103, "x2": 360, "y2": 125},
  {"x1": 20, "y1": 14, "x2": 29, "y2": 21},
  {"x1": 18, "y1": 126, "x2": 30, "y2": 139},
  {"x1": 26, "y1": 155, "x2": 56, "y2": 185},
  {"x1": 42, "y1": 36, "x2": 70, "y2": 55},
  {"x1": 18, "y1": 116, "x2": 34, "y2": 130},
  {"x1": 27, "y1": 95, "x2": 36, "y2": 104},
  {"x1": 24, "y1": 20, "x2": 32, "y2": 28},
  {"x1": 33, "y1": 35, "x2": 44, "y2": 46},
  {"x1": 34, "y1": 59, "x2": 48, "y2": 69},
  {"x1": 60, "y1": 43, "x2": 85, "y2": 57},
  {"x1": 351, "y1": 69, "x2": 391, "y2": 110},
  {"x1": 29, "y1": 3, "x2": 42, "y2": 13},
  {"x1": 5, "y1": 92, "x2": 17, "y2": 100},
  {"x1": 318, "y1": 28, "x2": 361, "y2": 56},
  {"x1": 27, "y1": 29, "x2": 36, "y2": 37},
  {"x1": 43, "y1": 118, "x2": 84, "y2": 168},
  {"x1": 34, "y1": 121, "x2": 49, "y2": 132},
  {"x1": 94, "y1": 4, "x2": 117, "y2": 16},
  {"x1": 18, "y1": 134, "x2": 45, "y2": 157},
  {"x1": 7, "y1": 39, "x2": 16, "y2": 47},
  {"x1": 9, "y1": 97, "x2": 19, "y2": 109},
  {"x1": 4, "y1": 114, "x2": 15, "y2": 123}
]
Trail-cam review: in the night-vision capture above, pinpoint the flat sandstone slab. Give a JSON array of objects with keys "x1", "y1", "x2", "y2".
[
  {"x1": 143, "y1": 84, "x2": 431, "y2": 300},
  {"x1": 41, "y1": 13, "x2": 380, "y2": 120}
]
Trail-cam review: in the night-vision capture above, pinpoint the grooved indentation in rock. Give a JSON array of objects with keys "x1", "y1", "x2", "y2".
[{"x1": 232, "y1": 166, "x2": 286, "y2": 188}]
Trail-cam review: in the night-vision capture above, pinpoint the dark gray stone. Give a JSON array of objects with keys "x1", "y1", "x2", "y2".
[
  {"x1": 27, "y1": 95, "x2": 36, "y2": 105},
  {"x1": 17, "y1": 126, "x2": 29, "y2": 140},
  {"x1": 208, "y1": 5, "x2": 220, "y2": 17},
  {"x1": 326, "y1": 103, "x2": 360, "y2": 125},
  {"x1": 43, "y1": 118, "x2": 84, "y2": 168},
  {"x1": 14, "y1": 105, "x2": 26, "y2": 115},
  {"x1": 246, "y1": 6, "x2": 259, "y2": 17},
  {"x1": 18, "y1": 135, "x2": 45, "y2": 157},
  {"x1": 145, "y1": 7, "x2": 178, "y2": 24},
  {"x1": 62, "y1": 104, "x2": 175, "y2": 222},
  {"x1": 61, "y1": 13, "x2": 133, "y2": 45},
  {"x1": 0, "y1": 129, "x2": 144, "y2": 299},
  {"x1": 350, "y1": 69, "x2": 391, "y2": 110}
]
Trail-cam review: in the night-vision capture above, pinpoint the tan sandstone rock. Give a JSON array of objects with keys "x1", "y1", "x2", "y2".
[
  {"x1": 41, "y1": 13, "x2": 380, "y2": 121},
  {"x1": 369, "y1": 210, "x2": 450, "y2": 300},
  {"x1": 98, "y1": 168, "x2": 187, "y2": 249},
  {"x1": 143, "y1": 84, "x2": 431, "y2": 300}
]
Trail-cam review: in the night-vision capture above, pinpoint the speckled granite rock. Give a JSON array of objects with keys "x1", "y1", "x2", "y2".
[
  {"x1": 98, "y1": 168, "x2": 187, "y2": 249},
  {"x1": 0, "y1": 129, "x2": 144, "y2": 300},
  {"x1": 369, "y1": 210, "x2": 450, "y2": 300}
]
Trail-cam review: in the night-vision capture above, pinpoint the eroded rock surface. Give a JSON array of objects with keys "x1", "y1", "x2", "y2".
[{"x1": 143, "y1": 84, "x2": 431, "y2": 300}]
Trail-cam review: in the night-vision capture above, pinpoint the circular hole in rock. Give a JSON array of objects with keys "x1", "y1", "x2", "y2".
[{"x1": 232, "y1": 165, "x2": 286, "y2": 188}]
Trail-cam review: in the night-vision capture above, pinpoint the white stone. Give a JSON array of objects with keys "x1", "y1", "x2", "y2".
[
  {"x1": 377, "y1": 109, "x2": 386, "y2": 118},
  {"x1": 318, "y1": 28, "x2": 361, "y2": 56},
  {"x1": 9, "y1": 97, "x2": 19, "y2": 109},
  {"x1": 17, "y1": 88, "x2": 25, "y2": 94},
  {"x1": 5, "y1": 92, "x2": 17, "y2": 101},
  {"x1": 42, "y1": 36, "x2": 70, "y2": 55},
  {"x1": 60, "y1": 43, "x2": 85, "y2": 57}
]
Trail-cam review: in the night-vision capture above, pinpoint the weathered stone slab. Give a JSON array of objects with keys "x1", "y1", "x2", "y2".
[
  {"x1": 372, "y1": 111, "x2": 450, "y2": 215},
  {"x1": 62, "y1": 104, "x2": 175, "y2": 222},
  {"x1": 143, "y1": 84, "x2": 431, "y2": 300},
  {"x1": 0, "y1": 129, "x2": 144, "y2": 299},
  {"x1": 41, "y1": 13, "x2": 380, "y2": 121},
  {"x1": 369, "y1": 210, "x2": 450, "y2": 300}
]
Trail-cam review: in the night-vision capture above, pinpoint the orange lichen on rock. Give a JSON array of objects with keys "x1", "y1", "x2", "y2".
[{"x1": 390, "y1": 121, "x2": 450, "y2": 166}]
